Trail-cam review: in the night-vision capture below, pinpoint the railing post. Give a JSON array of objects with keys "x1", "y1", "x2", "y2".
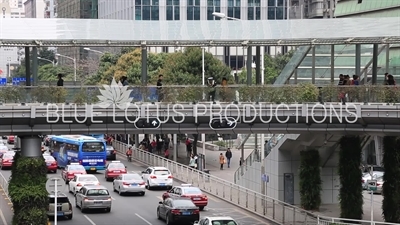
[
  {"x1": 293, "y1": 207, "x2": 295, "y2": 225},
  {"x1": 254, "y1": 194, "x2": 257, "y2": 212},
  {"x1": 222, "y1": 184, "x2": 225, "y2": 198},
  {"x1": 282, "y1": 204, "x2": 285, "y2": 222},
  {"x1": 272, "y1": 199, "x2": 275, "y2": 219},
  {"x1": 263, "y1": 195, "x2": 266, "y2": 215},
  {"x1": 245, "y1": 189, "x2": 248, "y2": 208},
  {"x1": 230, "y1": 183, "x2": 233, "y2": 201}
]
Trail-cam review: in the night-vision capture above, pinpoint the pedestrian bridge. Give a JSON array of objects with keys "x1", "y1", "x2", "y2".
[{"x1": 0, "y1": 102, "x2": 399, "y2": 135}]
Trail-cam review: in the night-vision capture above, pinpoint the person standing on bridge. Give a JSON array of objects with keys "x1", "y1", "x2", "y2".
[
  {"x1": 157, "y1": 74, "x2": 163, "y2": 102},
  {"x1": 219, "y1": 153, "x2": 225, "y2": 170},
  {"x1": 225, "y1": 148, "x2": 232, "y2": 168},
  {"x1": 57, "y1": 73, "x2": 64, "y2": 86},
  {"x1": 120, "y1": 76, "x2": 129, "y2": 86}
]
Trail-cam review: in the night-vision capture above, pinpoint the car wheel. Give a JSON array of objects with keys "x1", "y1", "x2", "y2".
[
  {"x1": 68, "y1": 184, "x2": 72, "y2": 194},
  {"x1": 80, "y1": 202, "x2": 85, "y2": 213},
  {"x1": 105, "y1": 208, "x2": 111, "y2": 213},
  {"x1": 66, "y1": 214, "x2": 73, "y2": 220},
  {"x1": 75, "y1": 198, "x2": 79, "y2": 208},
  {"x1": 118, "y1": 187, "x2": 123, "y2": 196},
  {"x1": 199, "y1": 206, "x2": 205, "y2": 211},
  {"x1": 141, "y1": 192, "x2": 145, "y2": 196},
  {"x1": 157, "y1": 209, "x2": 161, "y2": 220},
  {"x1": 147, "y1": 181, "x2": 151, "y2": 190}
]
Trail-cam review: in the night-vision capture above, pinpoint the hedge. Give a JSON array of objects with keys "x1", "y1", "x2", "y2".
[
  {"x1": 338, "y1": 136, "x2": 363, "y2": 219},
  {"x1": 8, "y1": 152, "x2": 48, "y2": 225},
  {"x1": 382, "y1": 136, "x2": 400, "y2": 223},
  {"x1": 299, "y1": 149, "x2": 322, "y2": 210}
]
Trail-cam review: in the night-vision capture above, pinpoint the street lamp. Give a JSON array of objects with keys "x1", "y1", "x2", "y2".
[
  {"x1": 55, "y1": 53, "x2": 77, "y2": 82},
  {"x1": 212, "y1": 12, "x2": 241, "y2": 21},
  {"x1": 84, "y1": 47, "x2": 104, "y2": 54},
  {"x1": 37, "y1": 57, "x2": 55, "y2": 66}
]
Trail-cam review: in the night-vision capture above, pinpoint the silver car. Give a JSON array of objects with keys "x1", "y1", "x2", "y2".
[
  {"x1": 113, "y1": 173, "x2": 146, "y2": 196},
  {"x1": 75, "y1": 185, "x2": 112, "y2": 213},
  {"x1": 362, "y1": 172, "x2": 384, "y2": 190}
]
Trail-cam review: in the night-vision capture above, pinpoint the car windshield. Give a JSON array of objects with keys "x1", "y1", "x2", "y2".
[
  {"x1": 78, "y1": 176, "x2": 98, "y2": 182},
  {"x1": 124, "y1": 174, "x2": 141, "y2": 180},
  {"x1": 108, "y1": 163, "x2": 125, "y2": 169},
  {"x1": 69, "y1": 165, "x2": 85, "y2": 171},
  {"x1": 44, "y1": 156, "x2": 55, "y2": 161},
  {"x1": 211, "y1": 220, "x2": 238, "y2": 225},
  {"x1": 183, "y1": 187, "x2": 202, "y2": 194},
  {"x1": 86, "y1": 189, "x2": 109, "y2": 196},
  {"x1": 3, "y1": 154, "x2": 14, "y2": 159},
  {"x1": 154, "y1": 170, "x2": 170, "y2": 175},
  {"x1": 49, "y1": 197, "x2": 70, "y2": 203},
  {"x1": 172, "y1": 199, "x2": 195, "y2": 207},
  {"x1": 82, "y1": 142, "x2": 104, "y2": 152}
]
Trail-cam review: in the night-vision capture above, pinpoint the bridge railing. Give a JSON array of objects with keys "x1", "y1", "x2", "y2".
[
  {"x1": 0, "y1": 172, "x2": 9, "y2": 198},
  {"x1": 112, "y1": 140, "x2": 320, "y2": 225},
  {"x1": 0, "y1": 84, "x2": 397, "y2": 104}
]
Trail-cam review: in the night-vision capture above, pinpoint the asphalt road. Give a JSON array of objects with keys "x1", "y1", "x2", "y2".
[{"x1": 0, "y1": 144, "x2": 270, "y2": 225}]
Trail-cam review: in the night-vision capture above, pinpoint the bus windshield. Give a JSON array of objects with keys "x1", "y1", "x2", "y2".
[{"x1": 82, "y1": 142, "x2": 104, "y2": 152}]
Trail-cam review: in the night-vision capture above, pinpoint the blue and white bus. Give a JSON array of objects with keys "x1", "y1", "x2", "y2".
[
  {"x1": 86, "y1": 134, "x2": 105, "y2": 141},
  {"x1": 49, "y1": 135, "x2": 107, "y2": 172}
]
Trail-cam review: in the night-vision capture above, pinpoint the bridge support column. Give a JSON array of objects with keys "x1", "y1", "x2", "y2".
[
  {"x1": 246, "y1": 46, "x2": 253, "y2": 85},
  {"x1": 25, "y1": 47, "x2": 31, "y2": 86},
  {"x1": 372, "y1": 44, "x2": 379, "y2": 84},
  {"x1": 385, "y1": 44, "x2": 390, "y2": 73},
  {"x1": 355, "y1": 44, "x2": 361, "y2": 77},
  {"x1": 32, "y1": 47, "x2": 38, "y2": 86},
  {"x1": 141, "y1": 46, "x2": 148, "y2": 85},
  {"x1": 173, "y1": 134, "x2": 177, "y2": 162},
  {"x1": 311, "y1": 46, "x2": 316, "y2": 84},
  {"x1": 19, "y1": 136, "x2": 42, "y2": 157},
  {"x1": 330, "y1": 45, "x2": 335, "y2": 83},
  {"x1": 255, "y1": 46, "x2": 261, "y2": 85}
]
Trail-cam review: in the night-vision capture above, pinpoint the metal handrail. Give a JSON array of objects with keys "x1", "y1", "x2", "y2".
[{"x1": 233, "y1": 148, "x2": 259, "y2": 183}]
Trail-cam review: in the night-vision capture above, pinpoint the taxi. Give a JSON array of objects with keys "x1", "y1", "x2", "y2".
[
  {"x1": 61, "y1": 163, "x2": 87, "y2": 184},
  {"x1": 162, "y1": 184, "x2": 208, "y2": 210},
  {"x1": 105, "y1": 161, "x2": 127, "y2": 181}
]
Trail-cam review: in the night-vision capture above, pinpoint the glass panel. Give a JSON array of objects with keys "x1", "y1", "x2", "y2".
[
  {"x1": 227, "y1": 7, "x2": 233, "y2": 17},
  {"x1": 151, "y1": 6, "x2": 159, "y2": 20},
  {"x1": 135, "y1": 6, "x2": 142, "y2": 20},
  {"x1": 166, "y1": 0, "x2": 172, "y2": 5},
  {"x1": 215, "y1": 0, "x2": 221, "y2": 6},
  {"x1": 208, "y1": 0, "x2": 213, "y2": 6},
  {"x1": 248, "y1": 0, "x2": 254, "y2": 7},
  {"x1": 228, "y1": 0, "x2": 233, "y2": 7},
  {"x1": 174, "y1": 6, "x2": 180, "y2": 20},
  {"x1": 235, "y1": 0, "x2": 240, "y2": 6},
  {"x1": 276, "y1": 6, "x2": 284, "y2": 19},
  {"x1": 234, "y1": 7, "x2": 240, "y2": 19},
  {"x1": 135, "y1": 0, "x2": 142, "y2": 5},
  {"x1": 142, "y1": 0, "x2": 150, "y2": 5},
  {"x1": 173, "y1": 0, "x2": 180, "y2": 5},
  {"x1": 277, "y1": 0, "x2": 283, "y2": 6},
  {"x1": 248, "y1": 7, "x2": 254, "y2": 20},
  {"x1": 267, "y1": 7, "x2": 275, "y2": 19},
  {"x1": 187, "y1": 7, "x2": 193, "y2": 20},
  {"x1": 82, "y1": 142, "x2": 104, "y2": 152},
  {"x1": 152, "y1": 0, "x2": 159, "y2": 5},
  {"x1": 194, "y1": 6, "x2": 200, "y2": 20},
  {"x1": 166, "y1": 6, "x2": 173, "y2": 20},
  {"x1": 195, "y1": 0, "x2": 200, "y2": 6},
  {"x1": 255, "y1": 0, "x2": 260, "y2": 6},
  {"x1": 268, "y1": 0, "x2": 275, "y2": 7},
  {"x1": 187, "y1": 0, "x2": 193, "y2": 6},
  {"x1": 142, "y1": 6, "x2": 151, "y2": 20},
  {"x1": 215, "y1": 7, "x2": 220, "y2": 19},
  {"x1": 207, "y1": 6, "x2": 214, "y2": 20},
  {"x1": 255, "y1": 7, "x2": 261, "y2": 20}
]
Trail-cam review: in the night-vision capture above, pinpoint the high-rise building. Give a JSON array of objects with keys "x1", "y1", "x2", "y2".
[
  {"x1": 0, "y1": 0, "x2": 24, "y2": 78},
  {"x1": 24, "y1": 0, "x2": 46, "y2": 18},
  {"x1": 44, "y1": 0, "x2": 57, "y2": 18},
  {"x1": 56, "y1": 0, "x2": 98, "y2": 64}
]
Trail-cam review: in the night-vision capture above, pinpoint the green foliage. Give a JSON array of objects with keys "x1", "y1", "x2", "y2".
[
  {"x1": 298, "y1": 83, "x2": 319, "y2": 102},
  {"x1": 214, "y1": 141, "x2": 227, "y2": 147},
  {"x1": 382, "y1": 136, "x2": 400, "y2": 223},
  {"x1": 338, "y1": 136, "x2": 363, "y2": 219},
  {"x1": 38, "y1": 64, "x2": 74, "y2": 81},
  {"x1": 238, "y1": 50, "x2": 295, "y2": 84},
  {"x1": 8, "y1": 152, "x2": 48, "y2": 225},
  {"x1": 13, "y1": 47, "x2": 57, "y2": 78},
  {"x1": 0, "y1": 87, "x2": 24, "y2": 103},
  {"x1": 30, "y1": 86, "x2": 67, "y2": 103},
  {"x1": 299, "y1": 149, "x2": 322, "y2": 210}
]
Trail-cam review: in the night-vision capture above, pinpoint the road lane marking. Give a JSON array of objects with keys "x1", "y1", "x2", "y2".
[
  {"x1": 0, "y1": 207, "x2": 8, "y2": 225},
  {"x1": 83, "y1": 215, "x2": 96, "y2": 225},
  {"x1": 135, "y1": 213, "x2": 152, "y2": 225}
]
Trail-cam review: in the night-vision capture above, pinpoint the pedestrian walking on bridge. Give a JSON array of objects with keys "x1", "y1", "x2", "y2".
[{"x1": 219, "y1": 153, "x2": 225, "y2": 170}]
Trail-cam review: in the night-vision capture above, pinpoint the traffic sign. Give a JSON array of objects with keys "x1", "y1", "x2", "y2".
[
  {"x1": 134, "y1": 118, "x2": 161, "y2": 129},
  {"x1": 209, "y1": 117, "x2": 237, "y2": 130},
  {"x1": 0, "y1": 78, "x2": 7, "y2": 86},
  {"x1": 45, "y1": 176, "x2": 66, "y2": 194},
  {"x1": 367, "y1": 180, "x2": 377, "y2": 191}
]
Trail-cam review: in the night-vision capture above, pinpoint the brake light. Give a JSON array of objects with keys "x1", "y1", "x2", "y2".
[
  {"x1": 67, "y1": 172, "x2": 74, "y2": 176},
  {"x1": 113, "y1": 150, "x2": 116, "y2": 154},
  {"x1": 377, "y1": 183, "x2": 381, "y2": 186},
  {"x1": 361, "y1": 180, "x2": 365, "y2": 183},
  {"x1": 84, "y1": 197, "x2": 89, "y2": 201},
  {"x1": 193, "y1": 209, "x2": 200, "y2": 214},
  {"x1": 168, "y1": 175, "x2": 173, "y2": 179},
  {"x1": 77, "y1": 183, "x2": 82, "y2": 187},
  {"x1": 150, "y1": 175, "x2": 157, "y2": 179},
  {"x1": 69, "y1": 203, "x2": 72, "y2": 210},
  {"x1": 202, "y1": 195, "x2": 208, "y2": 200},
  {"x1": 123, "y1": 182, "x2": 130, "y2": 186},
  {"x1": 139, "y1": 182, "x2": 145, "y2": 185},
  {"x1": 122, "y1": 169, "x2": 126, "y2": 173},
  {"x1": 171, "y1": 209, "x2": 180, "y2": 215},
  {"x1": 3, "y1": 159, "x2": 8, "y2": 163},
  {"x1": 51, "y1": 161, "x2": 57, "y2": 166},
  {"x1": 181, "y1": 195, "x2": 189, "y2": 198}
]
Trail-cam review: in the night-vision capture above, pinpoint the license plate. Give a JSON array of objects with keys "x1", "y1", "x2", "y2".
[
  {"x1": 159, "y1": 183, "x2": 165, "y2": 186},
  {"x1": 94, "y1": 201, "x2": 102, "y2": 204},
  {"x1": 114, "y1": 170, "x2": 120, "y2": 173},
  {"x1": 193, "y1": 198, "x2": 201, "y2": 200},
  {"x1": 57, "y1": 212, "x2": 64, "y2": 216},
  {"x1": 131, "y1": 184, "x2": 137, "y2": 186},
  {"x1": 182, "y1": 212, "x2": 191, "y2": 215},
  {"x1": 46, "y1": 163, "x2": 51, "y2": 166},
  {"x1": 90, "y1": 168, "x2": 96, "y2": 171}
]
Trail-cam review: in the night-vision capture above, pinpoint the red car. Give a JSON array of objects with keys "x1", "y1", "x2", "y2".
[
  {"x1": 43, "y1": 155, "x2": 57, "y2": 173},
  {"x1": 105, "y1": 161, "x2": 127, "y2": 181},
  {"x1": 162, "y1": 184, "x2": 208, "y2": 210},
  {"x1": 0, "y1": 152, "x2": 15, "y2": 170},
  {"x1": 61, "y1": 163, "x2": 87, "y2": 184},
  {"x1": 7, "y1": 136, "x2": 14, "y2": 144}
]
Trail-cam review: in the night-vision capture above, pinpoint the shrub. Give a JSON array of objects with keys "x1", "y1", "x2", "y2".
[
  {"x1": 8, "y1": 152, "x2": 48, "y2": 225},
  {"x1": 338, "y1": 136, "x2": 363, "y2": 219},
  {"x1": 382, "y1": 136, "x2": 400, "y2": 223},
  {"x1": 299, "y1": 149, "x2": 322, "y2": 210}
]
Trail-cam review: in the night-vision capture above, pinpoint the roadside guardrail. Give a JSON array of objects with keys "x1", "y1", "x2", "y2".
[{"x1": 0, "y1": 172, "x2": 9, "y2": 198}]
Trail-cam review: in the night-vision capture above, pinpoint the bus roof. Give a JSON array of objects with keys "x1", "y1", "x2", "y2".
[{"x1": 51, "y1": 135, "x2": 103, "y2": 143}]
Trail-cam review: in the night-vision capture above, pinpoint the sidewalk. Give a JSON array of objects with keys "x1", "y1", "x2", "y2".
[{"x1": 173, "y1": 143, "x2": 253, "y2": 183}]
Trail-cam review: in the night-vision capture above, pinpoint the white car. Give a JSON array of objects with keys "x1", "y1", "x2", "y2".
[
  {"x1": 194, "y1": 216, "x2": 238, "y2": 225},
  {"x1": 113, "y1": 173, "x2": 146, "y2": 196},
  {"x1": 141, "y1": 167, "x2": 173, "y2": 190},
  {"x1": 68, "y1": 174, "x2": 100, "y2": 194}
]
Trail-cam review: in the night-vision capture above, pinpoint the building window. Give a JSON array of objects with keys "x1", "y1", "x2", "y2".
[
  {"x1": 135, "y1": 0, "x2": 159, "y2": 20},
  {"x1": 248, "y1": 0, "x2": 261, "y2": 20},
  {"x1": 207, "y1": 0, "x2": 221, "y2": 20},
  {"x1": 187, "y1": 0, "x2": 200, "y2": 20},
  {"x1": 227, "y1": 0, "x2": 240, "y2": 19},
  {"x1": 166, "y1": 0, "x2": 180, "y2": 20},
  {"x1": 267, "y1": 0, "x2": 285, "y2": 19}
]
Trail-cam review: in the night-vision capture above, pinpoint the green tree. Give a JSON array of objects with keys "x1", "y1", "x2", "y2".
[
  {"x1": 13, "y1": 47, "x2": 56, "y2": 78},
  {"x1": 238, "y1": 50, "x2": 295, "y2": 84},
  {"x1": 382, "y1": 136, "x2": 400, "y2": 223},
  {"x1": 85, "y1": 52, "x2": 120, "y2": 85},
  {"x1": 38, "y1": 64, "x2": 74, "y2": 81}
]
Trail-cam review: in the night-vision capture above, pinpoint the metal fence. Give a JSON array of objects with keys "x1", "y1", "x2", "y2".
[
  {"x1": 113, "y1": 140, "x2": 319, "y2": 225},
  {"x1": 0, "y1": 172, "x2": 9, "y2": 198}
]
